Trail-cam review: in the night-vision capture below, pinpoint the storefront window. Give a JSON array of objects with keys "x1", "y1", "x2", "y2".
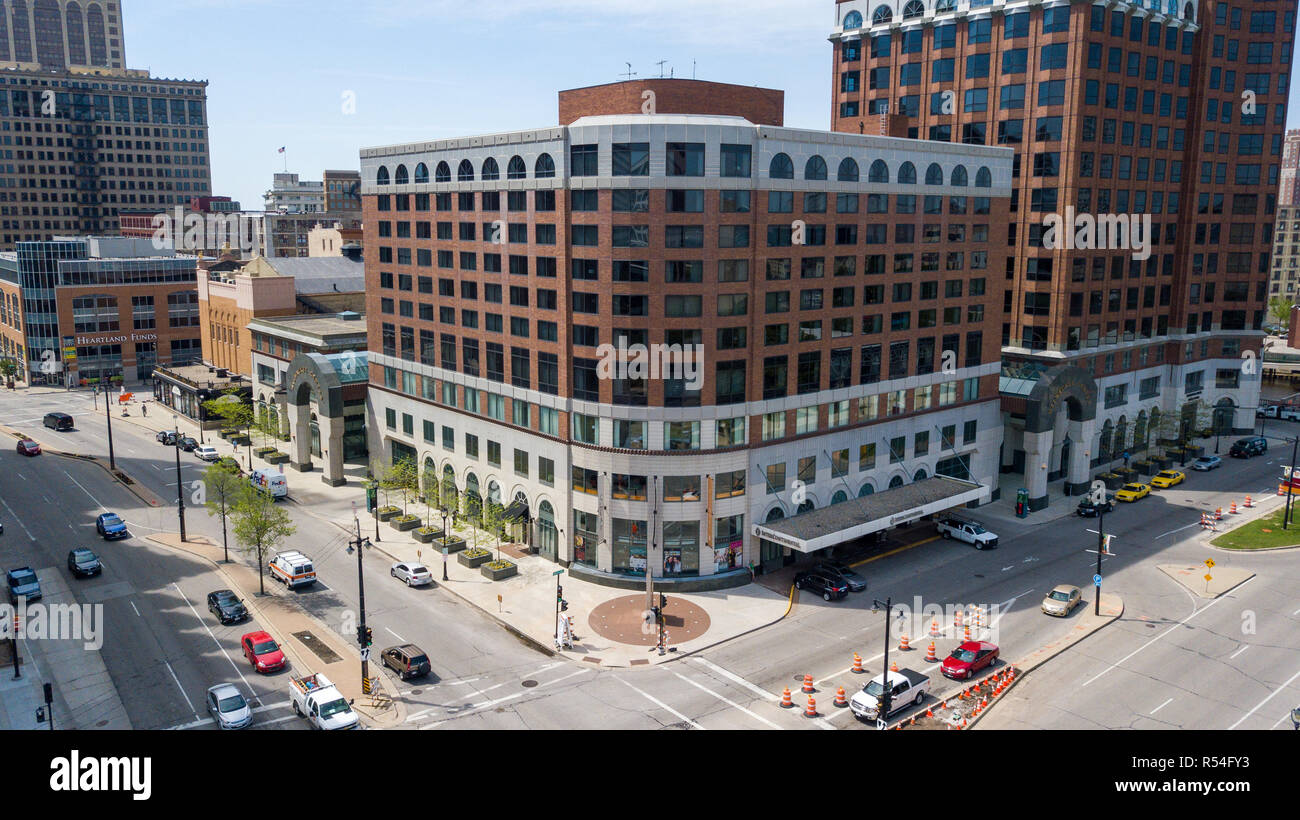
[
  {"x1": 715, "y1": 514, "x2": 745, "y2": 572},
  {"x1": 662, "y1": 521, "x2": 699, "y2": 575},
  {"x1": 573, "y1": 509, "x2": 598, "y2": 566},
  {"x1": 612, "y1": 517, "x2": 647, "y2": 574}
]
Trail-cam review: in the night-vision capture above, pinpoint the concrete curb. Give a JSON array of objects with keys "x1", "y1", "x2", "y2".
[
  {"x1": 1, "y1": 423, "x2": 164, "y2": 508},
  {"x1": 967, "y1": 593, "x2": 1124, "y2": 730},
  {"x1": 143, "y1": 533, "x2": 406, "y2": 729}
]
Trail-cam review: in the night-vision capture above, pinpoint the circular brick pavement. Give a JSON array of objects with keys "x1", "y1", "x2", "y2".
[{"x1": 587, "y1": 594, "x2": 711, "y2": 646}]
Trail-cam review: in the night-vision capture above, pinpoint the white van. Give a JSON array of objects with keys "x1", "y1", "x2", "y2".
[
  {"x1": 250, "y1": 468, "x2": 288, "y2": 499},
  {"x1": 268, "y1": 550, "x2": 316, "y2": 588}
]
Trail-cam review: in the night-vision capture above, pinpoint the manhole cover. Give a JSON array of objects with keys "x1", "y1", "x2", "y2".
[
  {"x1": 974, "y1": 574, "x2": 985, "y2": 578},
  {"x1": 410, "y1": 689, "x2": 422, "y2": 695},
  {"x1": 96, "y1": 720, "x2": 109, "y2": 727},
  {"x1": 661, "y1": 721, "x2": 695, "y2": 730},
  {"x1": 521, "y1": 679, "x2": 538, "y2": 688}
]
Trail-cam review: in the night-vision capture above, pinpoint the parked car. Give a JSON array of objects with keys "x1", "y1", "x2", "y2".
[
  {"x1": 941, "y1": 640, "x2": 1000, "y2": 681},
  {"x1": 241, "y1": 631, "x2": 286, "y2": 673},
  {"x1": 1149, "y1": 469, "x2": 1186, "y2": 489},
  {"x1": 1042, "y1": 584, "x2": 1083, "y2": 617},
  {"x1": 793, "y1": 570, "x2": 849, "y2": 601},
  {"x1": 935, "y1": 515, "x2": 999, "y2": 549},
  {"x1": 206, "y1": 683, "x2": 252, "y2": 730},
  {"x1": 16, "y1": 437, "x2": 40, "y2": 456},
  {"x1": 67, "y1": 548, "x2": 102, "y2": 578},
  {"x1": 195, "y1": 445, "x2": 219, "y2": 461},
  {"x1": 390, "y1": 562, "x2": 433, "y2": 587},
  {"x1": 42, "y1": 412, "x2": 73, "y2": 431},
  {"x1": 380, "y1": 644, "x2": 431, "y2": 680},
  {"x1": 1191, "y1": 455, "x2": 1222, "y2": 471},
  {"x1": 1257, "y1": 404, "x2": 1300, "y2": 421},
  {"x1": 1229, "y1": 437, "x2": 1268, "y2": 458},
  {"x1": 814, "y1": 559, "x2": 867, "y2": 592},
  {"x1": 156, "y1": 430, "x2": 177, "y2": 446},
  {"x1": 6, "y1": 567, "x2": 40, "y2": 603},
  {"x1": 1076, "y1": 496, "x2": 1115, "y2": 517},
  {"x1": 178, "y1": 435, "x2": 199, "y2": 452},
  {"x1": 95, "y1": 512, "x2": 129, "y2": 539},
  {"x1": 1114, "y1": 482, "x2": 1151, "y2": 502},
  {"x1": 206, "y1": 589, "x2": 248, "y2": 624}
]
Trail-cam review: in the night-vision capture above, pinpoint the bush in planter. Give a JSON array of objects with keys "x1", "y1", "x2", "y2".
[
  {"x1": 413, "y1": 526, "x2": 443, "y2": 544},
  {"x1": 266, "y1": 451, "x2": 290, "y2": 464},
  {"x1": 376, "y1": 505, "x2": 401, "y2": 522},
  {"x1": 481, "y1": 559, "x2": 517, "y2": 581},
  {"x1": 254, "y1": 446, "x2": 277, "y2": 457},
  {"x1": 391, "y1": 514, "x2": 421, "y2": 532},
  {"x1": 458, "y1": 547, "x2": 492, "y2": 568}
]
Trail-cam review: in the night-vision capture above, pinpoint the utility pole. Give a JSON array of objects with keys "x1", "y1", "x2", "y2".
[
  {"x1": 350, "y1": 504, "x2": 373, "y2": 693},
  {"x1": 105, "y1": 385, "x2": 116, "y2": 471},
  {"x1": 645, "y1": 477, "x2": 657, "y2": 613},
  {"x1": 173, "y1": 416, "x2": 186, "y2": 542},
  {"x1": 871, "y1": 597, "x2": 896, "y2": 727},
  {"x1": 1286, "y1": 435, "x2": 1299, "y2": 530},
  {"x1": 1095, "y1": 507, "x2": 1105, "y2": 615}
]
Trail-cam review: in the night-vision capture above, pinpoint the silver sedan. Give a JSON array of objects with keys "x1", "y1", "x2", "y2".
[
  {"x1": 390, "y1": 562, "x2": 433, "y2": 587},
  {"x1": 206, "y1": 683, "x2": 252, "y2": 730}
]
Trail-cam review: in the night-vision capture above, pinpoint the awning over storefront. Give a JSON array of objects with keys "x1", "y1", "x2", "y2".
[
  {"x1": 501, "y1": 499, "x2": 531, "y2": 523},
  {"x1": 751, "y1": 475, "x2": 986, "y2": 553}
]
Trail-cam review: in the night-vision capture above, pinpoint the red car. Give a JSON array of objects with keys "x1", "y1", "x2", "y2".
[
  {"x1": 16, "y1": 438, "x2": 40, "y2": 456},
  {"x1": 940, "y1": 640, "x2": 999, "y2": 681},
  {"x1": 241, "y1": 631, "x2": 286, "y2": 673}
]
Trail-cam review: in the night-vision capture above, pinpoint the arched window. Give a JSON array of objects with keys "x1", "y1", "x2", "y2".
[
  {"x1": 903, "y1": 0, "x2": 925, "y2": 19},
  {"x1": 950, "y1": 164, "x2": 968, "y2": 186},
  {"x1": 1133, "y1": 411, "x2": 1148, "y2": 448},
  {"x1": 535, "y1": 153, "x2": 555, "y2": 178},
  {"x1": 898, "y1": 161, "x2": 917, "y2": 184},
  {"x1": 375, "y1": 166, "x2": 390, "y2": 186},
  {"x1": 858, "y1": 482, "x2": 875, "y2": 497},
  {"x1": 936, "y1": 0, "x2": 955, "y2": 11},
  {"x1": 837, "y1": 157, "x2": 859, "y2": 182},
  {"x1": 1114, "y1": 416, "x2": 1128, "y2": 452},
  {"x1": 507, "y1": 155, "x2": 527, "y2": 179},
  {"x1": 769, "y1": 152, "x2": 794, "y2": 179},
  {"x1": 86, "y1": 2, "x2": 108, "y2": 65},
  {"x1": 441, "y1": 463, "x2": 458, "y2": 508},
  {"x1": 868, "y1": 159, "x2": 889, "y2": 183},
  {"x1": 413, "y1": 162, "x2": 429, "y2": 183},
  {"x1": 796, "y1": 499, "x2": 815, "y2": 514},
  {"x1": 872, "y1": 5, "x2": 893, "y2": 24},
  {"x1": 975, "y1": 166, "x2": 992, "y2": 188},
  {"x1": 1166, "y1": 0, "x2": 1176, "y2": 14},
  {"x1": 393, "y1": 164, "x2": 409, "y2": 185},
  {"x1": 65, "y1": 2, "x2": 86, "y2": 65},
  {"x1": 1182, "y1": 2, "x2": 1194, "y2": 20},
  {"x1": 766, "y1": 507, "x2": 785, "y2": 523},
  {"x1": 481, "y1": 157, "x2": 499, "y2": 181},
  {"x1": 435, "y1": 161, "x2": 451, "y2": 183},
  {"x1": 888, "y1": 475, "x2": 905, "y2": 489},
  {"x1": 457, "y1": 159, "x2": 475, "y2": 182},
  {"x1": 914, "y1": 468, "x2": 928, "y2": 481},
  {"x1": 831, "y1": 490, "x2": 849, "y2": 505},
  {"x1": 843, "y1": 9, "x2": 863, "y2": 28},
  {"x1": 925, "y1": 162, "x2": 944, "y2": 185},
  {"x1": 804, "y1": 155, "x2": 828, "y2": 180},
  {"x1": 1099, "y1": 419, "x2": 1114, "y2": 460}
]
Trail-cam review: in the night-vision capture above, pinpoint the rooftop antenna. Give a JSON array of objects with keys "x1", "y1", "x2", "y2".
[
  {"x1": 656, "y1": 59, "x2": 668, "y2": 78},
  {"x1": 621, "y1": 62, "x2": 636, "y2": 81},
  {"x1": 692, "y1": 59, "x2": 696, "y2": 80}
]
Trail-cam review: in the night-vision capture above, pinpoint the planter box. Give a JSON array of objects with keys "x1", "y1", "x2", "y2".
[
  {"x1": 1132, "y1": 461, "x2": 1154, "y2": 477},
  {"x1": 436, "y1": 537, "x2": 467, "y2": 554},
  {"x1": 390, "y1": 516, "x2": 421, "y2": 532},
  {"x1": 1153, "y1": 456, "x2": 1173, "y2": 470},
  {"x1": 376, "y1": 507, "x2": 400, "y2": 522},
  {"x1": 1184, "y1": 445, "x2": 1204, "y2": 459},
  {"x1": 413, "y1": 528, "x2": 443, "y2": 544},
  {"x1": 458, "y1": 550, "x2": 491, "y2": 568},
  {"x1": 266, "y1": 452, "x2": 290, "y2": 465},
  {"x1": 481, "y1": 561, "x2": 517, "y2": 581},
  {"x1": 1099, "y1": 474, "x2": 1124, "y2": 490},
  {"x1": 254, "y1": 447, "x2": 277, "y2": 457},
  {"x1": 229, "y1": 435, "x2": 251, "y2": 447}
]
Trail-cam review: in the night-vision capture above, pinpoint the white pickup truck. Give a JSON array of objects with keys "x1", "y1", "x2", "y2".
[
  {"x1": 849, "y1": 669, "x2": 931, "y2": 722},
  {"x1": 935, "y1": 516, "x2": 999, "y2": 550},
  {"x1": 1257, "y1": 404, "x2": 1300, "y2": 421},
  {"x1": 289, "y1": 673, "x2": 359, "y2": 730}
]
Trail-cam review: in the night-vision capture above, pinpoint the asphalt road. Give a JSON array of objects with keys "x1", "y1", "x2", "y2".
[{"x1": 3, "y1": 387, "x2": 1296, "y2": 731}]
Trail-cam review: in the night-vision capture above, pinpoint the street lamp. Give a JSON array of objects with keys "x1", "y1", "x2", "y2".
[
  {"x1": 439, "y1": 506, "x2": 449, "y2": 581},
  {"x1": 348, "y1": 504, "x2": 373, "y2": 696},
  {"x1": 104, "y1": 383, "x2": 116, "y2": 472},
  {"x1": 173, "y1": 415, "x2": 187, "y2": 542}
]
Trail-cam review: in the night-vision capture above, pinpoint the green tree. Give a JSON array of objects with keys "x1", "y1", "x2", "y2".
[
  {"x1": 0, "y1": 358, "x2": 17, "y2": 380},
  {"x1": 388, "y1": 457, "x2": 419, "y2": 517},
  {"x1": 1268, "y1": 296, "x2": 1292, "y2": 328},
  {"x1": 230, "y1": 483, "x2": 297, "y2": 595},
  {"x1": 203, "y1": 388, "x2": 254, "y2": 466},
  {"x1": 440, "y1": 470, "x2": 458, "y2": 514},
  {"x1": 203, "y1": 462, "x2": 243, "y2": 564},
  {"x1": 482, "y1": 499, "x2": 505, "y2": 561}
]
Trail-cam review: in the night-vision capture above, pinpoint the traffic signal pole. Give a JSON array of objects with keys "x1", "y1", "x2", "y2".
[
  {"x1": 1095, "y1": 508, "x2": 1105, "y2": 616},
  {"x1": 351, "y1": 505, "x2": 373, "y2": 693}
]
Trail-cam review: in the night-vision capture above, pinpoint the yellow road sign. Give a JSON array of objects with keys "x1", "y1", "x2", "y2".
[
  {"x1": 1204, "y1": 574, "x2": 1213, "y2": 582},
  {"x1": 1205, "y1": 558, "x2": 1215, "y2": 568}
]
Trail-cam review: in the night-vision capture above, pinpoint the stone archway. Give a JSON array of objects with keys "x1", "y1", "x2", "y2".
[
  {"x1": 1022, "y1": 364, "x2": 1100, "y2": 507},
  {"x1": 285, "y1": 353, "x2": 349, "y2": 486}
]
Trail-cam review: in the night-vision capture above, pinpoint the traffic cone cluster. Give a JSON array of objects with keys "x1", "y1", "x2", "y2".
[
  {"x1": 779, "y1": 687, "x2": 794, "y2": 708},
  {"x1": 851, "y1": 652, "x2": 864, "y2": 674},
  {"x1": 963, "y1": 623, "x2": 972, "y2": 641},
  {"x1": 954, "y1": 610, "x2": 963, "y2": 629},
  {"x1": 925, "y1": 641, "x2": 938, "y2": 662},
  {"x1": 833, "y1": 687, "x2": 848, "y2": 708},
  {"x1": 801, "y1": 674, "x2": 815, "y2": 694},
  {"x1": 898, "y1": 634, "x2": 911, "y2": 651}
]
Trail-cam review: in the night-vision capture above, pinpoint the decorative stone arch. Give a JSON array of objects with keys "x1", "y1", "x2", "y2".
[
  {"x1": 286, "y1": 352, "x2": 347, "y2": 486},
  {"x1": 1114, "y1": 415, "x2": 1128, "y2": 453},
  {"x1": 1133, "y1": 409, "x2": 1149, "y2": 449},
  {"x1": 831, "y1": 489, "x2": 849, "y2": 505},
  {"x1": 888, "y1": 474, "x2": 905, "y2": 489},
  {"x1": 914, "y1": 468, "x2": 928, "y2": 481},
  {"x1": 764, "y1": 505, "x2": 786, "y2": 523},
  {"x1": 1023, "y1": 365, "x2": 1098, "y2": 434}
]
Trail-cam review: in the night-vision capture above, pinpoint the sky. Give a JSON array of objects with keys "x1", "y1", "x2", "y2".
[{"x1": 123, "y1": 0, "x2": 1300, "y2": 210}]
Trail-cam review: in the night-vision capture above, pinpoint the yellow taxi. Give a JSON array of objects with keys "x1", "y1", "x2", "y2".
[
  {"x1": 1148, "y1": 469, "x2": 1185, "y2": 489},
  {"x1": 1114, "y1": 482, "x2": 1151, "y2": 502}
]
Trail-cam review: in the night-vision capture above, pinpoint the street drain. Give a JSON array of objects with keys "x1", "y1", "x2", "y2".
[
  {"x1": 522, "y1": 679, "x2": 538, "y2": 688},
  {"x1": 974, "y1": 574, "x2": 985, "y2": 578},
  {"x1": 410, "y1": 689, "x2": 422, "y2": 695},
  {"x1": 292, "y1": 630, "x2": 342, "y2": 664}
]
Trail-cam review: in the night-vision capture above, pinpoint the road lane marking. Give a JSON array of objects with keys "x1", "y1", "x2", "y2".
[
  {"x1": 615, "y1": 675, "x2": 705, "y2": 730},
  {"x1": 0, "y1": 496, "x2": 36, "y2": 540},
  {"x1": 63, "y1": 469, "x2": 106, "y2": 511},
  {"x1": 384, "y1": 626, "x2": 406, "y2": 643},
  {"x1": 1228, "y1": 645, "x2": 1250, "y2": 660},
  {"x1": 1228, "y1": 664, "x2": 1300, "y2": 730},
  {"x1": 1155, "y1": 521, "x2": 1202, "y2": 539},
  {"x1": 1082, "y1": 578, "x2": 1252, "y2": 688},
  {"x1": 164, "y1": 659, "x2": 198, "y2": 720},
  {"x1": 535, "y1": 668, "x2": 592, "y2": 688},
  {"x1": 166, "y1": 702, "x2": 292, "y2": 730},
  {"x1": 689, "y1": 657, "x2": 776, "y2": 701},
  {"x1": 410, "y1": 661, "x2": 565, "y2": 723},
  {"x1": 672, "y1": 672, "x2": 784, "y2": 729},
  {"x1": 419, "y1": 692, "x2": 525, "y2": 728},
  {"x1": 130, "y1": 601, "x2": 140, "y2": 617},
  {"x1": 1150, "y1": 697, "x2": 1173, "y2": 715}
]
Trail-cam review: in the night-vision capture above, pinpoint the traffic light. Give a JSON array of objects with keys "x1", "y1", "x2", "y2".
[
  {"x1": 651, "y1": 605, "x2": 661, "y2": 624},
  {"x1": 364, "y1": 627, "x2": 373, "y2": 647},
  {"x1": 366, "y1": 484, "x2": 377, "y2": 513},
  {"x1": 560, "y1": 598, "x2": 568, "y2": 612},
  {"x1": 557, "y1": 585, "x2": 563, "y2": 601},
  {"x1": 659, "y1": 592, "x2": 667, "y2": 610},
  {"x1": 357, "y1": 625, "x2": 373, "y2": 647}
]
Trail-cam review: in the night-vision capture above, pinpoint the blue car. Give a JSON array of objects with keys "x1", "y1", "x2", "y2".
[
  {"x1": 6, "y1": 567, "x2": 40, "y2": 603},
  {"x1": 95, "y1": 512, "x2": 129, "y2": 540}
]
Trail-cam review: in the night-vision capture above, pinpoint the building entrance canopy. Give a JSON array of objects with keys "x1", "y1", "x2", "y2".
[{"x1": 750, "y1": 476, "x2": 986, "y2": 553}]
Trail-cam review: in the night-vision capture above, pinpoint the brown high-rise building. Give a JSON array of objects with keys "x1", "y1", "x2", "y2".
[
  {"x1": 830, "y1": 0, "x2": 1294, "y2": 509},
  {"x1": 1279, "y1": 128, "x2": 1300, "y2": 207}
]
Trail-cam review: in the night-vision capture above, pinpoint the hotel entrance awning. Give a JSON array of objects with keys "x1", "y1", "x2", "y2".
[{"x1": 750, "y1": 476, "x2": 987, "y2": 553}]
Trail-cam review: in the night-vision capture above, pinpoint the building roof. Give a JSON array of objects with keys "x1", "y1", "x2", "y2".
[
  {"x1": 248, "y1": 312, "x2": 367, "y2": 346},
  {"x1": 258, "y1": 256, "x2": 365, "y2": 294}
]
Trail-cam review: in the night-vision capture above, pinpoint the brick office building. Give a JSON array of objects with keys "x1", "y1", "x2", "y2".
[
  {"x1": 359, "y1": 80, "x2": 1013, "y2": 582},
  {"x1": 829, "y1": 0, "x2": 1294, "y2": 509}
]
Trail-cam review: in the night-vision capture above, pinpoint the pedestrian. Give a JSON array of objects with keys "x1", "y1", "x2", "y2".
[
  {"x1": 1122, "y1": 450, "x2": 1130, "y2": 468},
  {"x1": 141, "y1": 402, "x2": 147, "y2": 417}
]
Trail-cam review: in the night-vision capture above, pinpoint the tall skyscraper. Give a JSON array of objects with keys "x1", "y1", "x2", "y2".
[
  {"x1": 1279, "y1": 128, "x2": 1300, "y2": 207},
  {"x1": 0, "y1": 0, "x2": 210, "y2": 248},
  {"x1": 829, "y1": 0, "x2": 1295, "y2": 509}
]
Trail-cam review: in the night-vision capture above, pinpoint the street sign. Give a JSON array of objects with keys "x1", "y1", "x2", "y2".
[
  {"x1": 1204, "y1": 574, "x2": 1213, "y2": 582},
  {"x1": 552, "y1": 569, "x2": 564, "y2": 576},
  {"x1": 442, "y1": 547, "x2": 449, "y2": 556},
  {"x1": 1093, "y1": 574, "x2": 1102, "y2": 586},
  {"x1": 1204, "y1": 558, "x2": 1215, "y2": 569},
  {"x1": 360, "y1": 648, "x2": 370, "y2": 662}
]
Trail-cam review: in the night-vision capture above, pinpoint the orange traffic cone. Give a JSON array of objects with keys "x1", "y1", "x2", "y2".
[
  {"x1": 925, "y1": 707, "x2": 934, "y2": 718},
  {"x1": 954, "y1": 610, "x2": 963, "y2": 629},
  {"x1": 1215, "y1": 507, "x2": 1223, "y2": 520},
  {"x1": 963, "y1": 624, "x2": 972, "y2": 641},
  {"x1": 852, "y1": 652, "x2": 864, "y2": 673},
  {"x1": 1230, "y1": 501, "x2": 1238, "y2": 514},
  {"x1": 780, "y1": 687, "x2": 794, "y2": 708},
  {"x1": 801, "y1": 674, "x2": 815, "y2": 694},
  {"x1": 899, "y1": 634, "x2": 911, "y2": 651},
  {"x1": 930, "y1": 618, "x2": 940, "y2": 638},
  {"x1": 1245, "y1": 495, "x2": 1253, "y2": 508},
  {"x1": 890, "y1": 660, "x2": 899, "y2": 672},
  {"x1": 1279, "y1": 485, "x2": 1286, "y2": 497},
  {"x1": 925, "y1": 641, "x2": 938, "y2": 662},
  {"x1": 804, "y1": 695, "x2": 818, "y2": 718},
  {"x1": 834, "y1": 687, "x2": 848, "y2": 708}
]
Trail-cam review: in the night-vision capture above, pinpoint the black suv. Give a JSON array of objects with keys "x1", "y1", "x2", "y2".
[
  {"x1": 1076, "y1": 496, "x2": 1115, "y2": 517},
  {"x1": 1229, "y1": 436, "x2": 1267, "y2": 458},
  {"x1": 814, "y1": 560, "x2": 867, "y2": 592},
  {"x1": 206, "y1": 589, "x2": 248, "y2": 624},
  {"x1": 178, "y1": 435, "x2": 199, "y2": 451},
  {"x1": 793, "y1": 570, "x2": 849, "y2": 601},
  {"x1": 43, "y1": 412, "x2": 73, "y2": 431}
]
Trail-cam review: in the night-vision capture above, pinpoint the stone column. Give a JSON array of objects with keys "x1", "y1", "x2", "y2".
[
  {"x1": 319, "y1": 417, "x2": 345, "y2": 487},
  {"x1": 1023, "y1": 429, "x2": 1052, "y2": 511},
  {"x1": 597, "y1": 474, "x2": 613, "y2": 572},
  {"x1": 1065, "y1": 419, "x2": 1097, "y2": 495},
  {"x1": 290, "y1": 400, "x2": 313, "y2": 472}
]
